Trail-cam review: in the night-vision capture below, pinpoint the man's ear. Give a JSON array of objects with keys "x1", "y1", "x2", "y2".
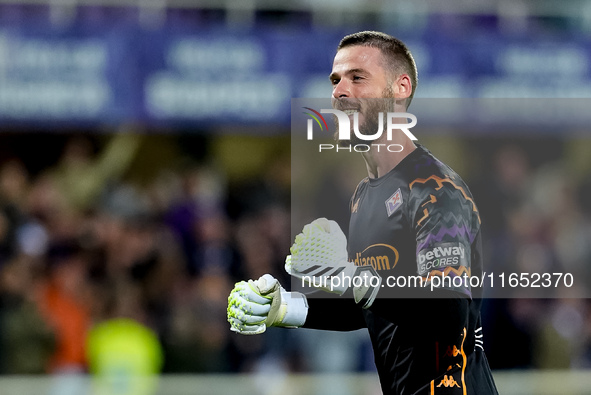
[{"x1": 394, "y1": 74, "x2": 412, "y2": 101}]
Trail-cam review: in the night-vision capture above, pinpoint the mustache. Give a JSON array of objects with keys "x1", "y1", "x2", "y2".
[
  {"x1": 331, "y1": 98, "x2": 395, "y2": 113},
  {"x1": 332, "y1": 98, "x2": 362, "y2": 112}
]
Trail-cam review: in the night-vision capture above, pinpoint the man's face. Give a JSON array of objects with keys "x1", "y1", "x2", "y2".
[
  {"x1": 330, "y1": 45, "x2": 391, "y2": 100},
  {"x1": 329, "y1": 45, "x2": 396, "y2": 143}
]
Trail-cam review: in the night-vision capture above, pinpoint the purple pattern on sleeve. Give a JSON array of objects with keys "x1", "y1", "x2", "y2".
[{"x1": 416, "y1": 224, "x2": 475, "y2": 252}]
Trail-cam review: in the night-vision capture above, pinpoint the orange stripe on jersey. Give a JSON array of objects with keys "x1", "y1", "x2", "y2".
[
  {"x1": 350, "y1": 178, "x2": 369, "y2": 213},
  {"x1": 352, "y1": 178, "x2": 369, "y2": 197},
  {"x1": 409, "y1": 175, "x2": 480, "y2": 224},
  {"x1": 351, "y1": 198, "x2": 360, "y2": 213},
  {"x1": 421, "y1": 194, "x2": 437, "y2": 207},
  {"x1": 421, "y1": 266, "x2": 471, "y2": 282},
  {"x1": 461, "y1": 327, "x2": 467, "y2": 395},
  {"x1": 417, "y1": 208, "x2": 429, "y2": 226}
]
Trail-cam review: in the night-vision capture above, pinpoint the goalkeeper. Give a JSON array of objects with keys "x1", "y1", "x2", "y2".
[{"x1": 228, "y1": 31, "x2": 498, "y2": 395}]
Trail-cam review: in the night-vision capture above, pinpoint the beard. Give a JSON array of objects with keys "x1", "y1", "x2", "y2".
[{"x1": 335, "y1": 86, "x2": 396, "y2": 147}]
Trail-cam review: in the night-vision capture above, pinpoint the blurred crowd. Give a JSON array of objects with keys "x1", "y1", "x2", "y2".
[
  {"x1": 0, "y1": 131, "x2": 293, "y2": 378},
  {"x1": 470, "y1": 140, "x2": 591, "y2": 370},
  {"x1": 0, "y1": 131, "x2": 589, "y2": 381}
]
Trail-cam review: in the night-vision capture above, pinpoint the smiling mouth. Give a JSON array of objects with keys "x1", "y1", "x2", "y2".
[{"x1": 343, "y1": 109, "x2": 358, "y2": 115}]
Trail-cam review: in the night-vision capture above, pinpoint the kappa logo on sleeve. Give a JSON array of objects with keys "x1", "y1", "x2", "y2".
[
  {"x1": 437, "y1": 375, "x2": 460, "y2": 388},
  {"x1": 417, "y1": 242, "x2": 469, "y2": 275}
]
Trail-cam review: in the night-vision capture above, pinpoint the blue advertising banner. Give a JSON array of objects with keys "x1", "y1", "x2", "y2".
[
  {"x1": 0, "y1": 26, "x2": 136, "y2": 124},
  {"x1": 139, "y1": 30, "x2": 295, "y2": 125},
  {"x1": 0, "y1": 23, "x2": 589, "y2": 128}
]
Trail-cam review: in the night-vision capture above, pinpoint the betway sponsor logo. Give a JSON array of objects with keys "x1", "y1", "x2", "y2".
[{"x1": 417, "y1": 242, "x2": 468, "y2": 275}]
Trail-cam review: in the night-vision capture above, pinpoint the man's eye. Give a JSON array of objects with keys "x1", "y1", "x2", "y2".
[
  {"x1": 331, "y1": 79, "x2": 340, "y2": 85},
  {"x1": 353, "y1": 76, "x2": 362, "y2": 81}
]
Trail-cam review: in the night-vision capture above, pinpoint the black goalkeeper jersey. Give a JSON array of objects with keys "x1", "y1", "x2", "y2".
[{"x1": 305, "y1": 145, "x2": 498, "y2": 395}]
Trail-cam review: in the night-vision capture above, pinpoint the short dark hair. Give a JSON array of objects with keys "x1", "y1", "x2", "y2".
[{"x1": 338, "y1": 31, "x2": 418, "y2": 107}]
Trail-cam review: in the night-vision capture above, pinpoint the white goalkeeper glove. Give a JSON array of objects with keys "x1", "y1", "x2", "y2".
[
  {"x1": 285, "y1": 218, "x2": 382, "y2": 309},
  {"x1": 227, "y1": 274, "x2": 308, "y2": 335}
]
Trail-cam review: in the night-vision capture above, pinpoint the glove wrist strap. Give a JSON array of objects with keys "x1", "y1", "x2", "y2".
[{"x1": 279, "y1": 291, "x2": 308, "y2": 328}]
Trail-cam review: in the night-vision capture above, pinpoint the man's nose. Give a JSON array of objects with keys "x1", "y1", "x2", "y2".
[{"x1": 332, "y1": 80, "x2": 350, "y2": 98}]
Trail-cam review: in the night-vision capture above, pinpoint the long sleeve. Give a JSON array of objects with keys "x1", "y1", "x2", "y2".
[{"x1": 302, "y1": 293, "x2": 367, "y2": 331}]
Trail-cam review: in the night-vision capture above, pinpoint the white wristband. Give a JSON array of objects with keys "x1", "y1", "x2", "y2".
[{"x1": 279, "y1": 291, "x2": 308, "y2": 328}]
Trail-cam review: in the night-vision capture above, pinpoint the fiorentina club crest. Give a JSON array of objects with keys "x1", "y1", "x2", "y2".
[{"x1": 386, "y1": 188, "x2": 403, "y2": 217}]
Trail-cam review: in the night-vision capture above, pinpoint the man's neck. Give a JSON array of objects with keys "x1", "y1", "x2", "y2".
[{"x1": 362, "y1": 137, "x2": 417, "y2": 179}]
